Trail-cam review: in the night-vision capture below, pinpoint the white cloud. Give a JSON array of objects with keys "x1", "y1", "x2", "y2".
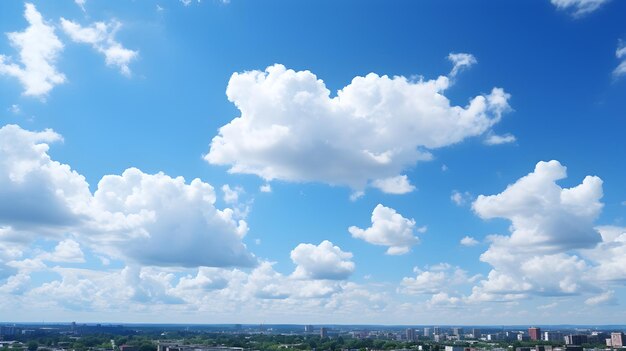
[
  {"x1": 205, "y1": 62, "x2": 511, "y2": 194},
  {"x1": 0, "y1": 3, "x2": 65, "y2": 97},
  {"x1": 0, "y1": 124, "x2": 255, "y2": 269},
  {"x1": 290, "y1": 240, "x2": 355, "y2": 280},
  {"x1": 222, "y1": 184, "x2": 243, "y2": 204},
  {"x1": 585, "y1": 290, "x2": 616, "y2": 305},
  {"x1": 38, "y1": 239, "x2": 85, "y2": 263},
  {"x1": 550, "y1": 0, "x2": 610, "y2": 16},
  {"x1": 371, "y1": 175, "x2": 416, "y2": 194},
  {"x1": 448, "y1": 53, "x2": 477, "y2": 77},
  {"x1": 90, "y1": 168, "x2": 255, "y2": 267},
  {"x1": 259, "y1": 183, "x2": 272, "y2": 193},
  {"x1": 400, "y1": 263, "x2": 473, "y2": 295},
  {"x1": 9, "y1": 104, "x2": 20, "y2": 114},
  {"x1": 484, "y1": 133, "x2": 516, "y2": 145},
  {"x1": 613, "y1": 41, "x2": 626, "y2": 78},
  {"x1": 451, "y1": 190, "x2": 472, "y2": 206},
  {"x1": 460, "y1": 236, "x2": 479, "y2": 246},
  {"x1": 0, "y1": 124, "x2": 91, "y2": 238},
  {"x1": 469, "y1": 160, "x2": 604, "y2": 301},
  {"x1": 60, "y1": 18, "x2": 138, "y2": 76},
  {"x1": 75, "y1": 0, "x2": 86, "y2": 12},
  {"x1": 349, "y1": 204, "x2": 420, "y2": 255}
]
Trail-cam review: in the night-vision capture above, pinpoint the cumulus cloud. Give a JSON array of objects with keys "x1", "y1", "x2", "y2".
[
  {"x1": 259, "y1": 183, "x2": 272, "y2": 193},
  {"x1": 205, "y1": 62, "x2": 511, "y2": 194},
  {"x1": 484, "y1": 132, "x2": 516, "y2": 145},
  {"x1": 448, "y1": 53, "x2": 477, "y2": 77},
  {"x1": 469, "y1": 160, "x2": 604, "y2": 301},
  {"x1": 400, "y1": 263, "x2": 474, "y2": 295},
  {"x1": 371, "y1": 175, "x2": 416, "y2": 194},
  {"x1": 0, "y1": 3, "x2": 65, "y2": 97},
  {"x1": 0, "y1": 124, "x2": 91, "y2": 238},
  {"x1": 0, "y1": 124, "x2": 255, "y2": 269},
  {"x1": 38, "y1": 239, "x2": 85, "y2": 263},
  {"x1": 60, "y1": 18, "x2": 138, "y2": 76},
  {"x1": 460, "y1": 236, "x2": 479, "y2": 246},
  {"x1": 550, "y1": 0, "x2": 610, "y2": 16},
  {"x1": 290, "y1": 241, "x2": 355, "y2": 280},
  {"x1": 349, "y1": 204, "x2": 421, "y2": 255}
]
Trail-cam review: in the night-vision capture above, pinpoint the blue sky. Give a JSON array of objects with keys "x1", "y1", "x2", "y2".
[{"x1": 0, "y1": 0, "x2": 625, "y2": 324}]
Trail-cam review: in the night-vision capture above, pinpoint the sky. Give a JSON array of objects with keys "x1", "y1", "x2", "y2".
[{"x1": 0, "y1": 0, "x2": 625, "y2": 325}]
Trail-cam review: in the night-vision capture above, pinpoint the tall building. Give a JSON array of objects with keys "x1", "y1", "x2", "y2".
[
  {"x1": 406, "y1": 328, "x2": 417, "y2": 342},
  {"x1": 452, "y1": 328, "x2": 463, "y2": 336},
  {"x1": 320, "y1": 327, "x2": 328, "y2": 338},
  {"x1": 529, "y1": 327, "x2": 541, "y2": 341},
  {"x1": 424, "y1": 328, "x2": 431, "y2": 337},
  {"x1": 611, "y1": 332, "x2": 624, "y2": 348},
  {"x1": 472, "y1": 329, "x2": 481, "y2": 339},
  {"x1": 304, "y1": 325, "x2": 314, "y2": 333},
  {"x1": 434, "y1": 327, "x2": 441, "y2": 336},
  {"x1": 544, "y1": 331, "x2": 564, "y2": 342}
]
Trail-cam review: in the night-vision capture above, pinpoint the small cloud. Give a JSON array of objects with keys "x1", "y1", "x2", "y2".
[
  {"x1": 585, "y1": 290, "x2": 617, "y2": 306},
  {"x1": 451, "y1": 190, "x2": 472, "y2": 206},
  {"x1": 254, "y1": 238, "x2": 261, "y2": 245},
  {"x1": 156, "y1": 4, "x2": 164, "y2": 12},
  {"x1": 75, "y1": 0, "x2": 86, "y2": 12},
  {"x1": 484, "y1": 133, "x2": 516, "y2": 145},
  {"x1": 349, "y1": 190, "x2": 364, "y2": 202},
  {"x1": 441, "y1": 164, "x2": 448, "y2": 172},
  {"x1": 613, "y1": 40, "x2": 626, "y2": 79},
  {"x1": 259, "y1": 183, "x2": 271, "y2": 193},
  {"x1": 448, "y1": 52, "x2": 477, "y2": 77},
  {"x1": 551, "y1": 0, "x2": 610, "y2": 17},
  {"x1": 538, "y1": 302, "x2": 558, "y2": 310},
  {"x1": 8, "y1": 104, "x2": 20, "y2": 114},
  {"x1": 460, "y1": 236, "x2": 479, "y2": 247},
  {"x1": 371, "y1": 175, "x2": 416, "y2": 195},
  {"x1": 222, "y1": 184, "x2": 243, "y2": 204}
]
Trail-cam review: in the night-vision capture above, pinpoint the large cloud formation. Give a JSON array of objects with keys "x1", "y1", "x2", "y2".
[
  {"x1": 469, "y1": 160, "x2": 604, "y2": 301},
  {"x1": 0, "y1": 124, "x2": 255, "y2": 269},
  {"x1": 206, "y1": 61, "x2": 511, "y2": 193}
]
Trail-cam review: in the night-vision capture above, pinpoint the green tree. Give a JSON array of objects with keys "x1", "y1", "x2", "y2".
[{"x1": 27, "y1": 342, "x2": 38, "y2": 351}]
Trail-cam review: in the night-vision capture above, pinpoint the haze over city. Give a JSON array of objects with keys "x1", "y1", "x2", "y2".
[{"x1": 0, "y1": 0, "x2": 626, "y2": 326}]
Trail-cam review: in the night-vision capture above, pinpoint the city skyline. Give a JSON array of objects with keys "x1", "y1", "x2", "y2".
[{"x1": 0, "y1": 0, "x2": 625, "y2": 324}]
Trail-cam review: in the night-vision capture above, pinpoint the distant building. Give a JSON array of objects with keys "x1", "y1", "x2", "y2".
[
  {"x1": 406, "y1": 328, "x2": 417, "y2": 342},
  {"x1": 529, "y1": 327, "x2": 541, "y2": 341},
  {"x1": 544, "y1": 332, "x2": 564, "y2": 342},
  {"x1": 471, "y1": 329, "x2": 481, "y2": 339},
  {"x1": 518, "y1": 333, "x2": 530, "y2": 342},
  {"x1": 610, "y1": 332, "x2": 624, "y2": 348},
  {"x1": 424, "y1": 328, "x2": 431, "y2": 337},
  {"x1": 444, "y1": 346, "x2": 464, "y2": 351},
  {"x1": 565, "y1": 334, "x2": 587, "y2": 345},
  {"x1": 453, "y1": 328, "x2": 464, "y2": 337},
  {"x1": 434, "y1": 327, "x2": 441, "y2": 336},
  {"x1": 320, "y1": 327, "x2": 328, "y2": 338},
  {"x1": 119, "y1": 346, "x2": 137, "y2": 351},
  {"x1": 304, "y1": 325, "x2": 314, "y2": 333}
]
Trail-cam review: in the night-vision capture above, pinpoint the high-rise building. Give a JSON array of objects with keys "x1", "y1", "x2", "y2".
[
  {"x1": 424, "y1": 328, "x2": 431, "y2": 337},
  {"x1": 304, "y1": 325, "x2": 314, "y2": 333},
  {"x1": 544, "y1": 331, "x2": 564, "y2": 342},
  {"x1": 434, "y1": 327, "x2": 441, "y2": 336},
  {"x1": 452, "y1": 328, "x2": 463, "y2": 336},
  {"x1": 529, "y1": 327, "x2": 541, "y2": 341},
  {"x1": 471, "y1": 329, "x2": 481, "y2": 339},
  {"x1": 611, "y1": 332, "x2": 624, "y2": 348},
  {"x1": 406, "y1": 328, "x2": 417, "y2": 342},
  {"x1": 320, "y1": 327, "x2": 328, "y2": 338}
]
